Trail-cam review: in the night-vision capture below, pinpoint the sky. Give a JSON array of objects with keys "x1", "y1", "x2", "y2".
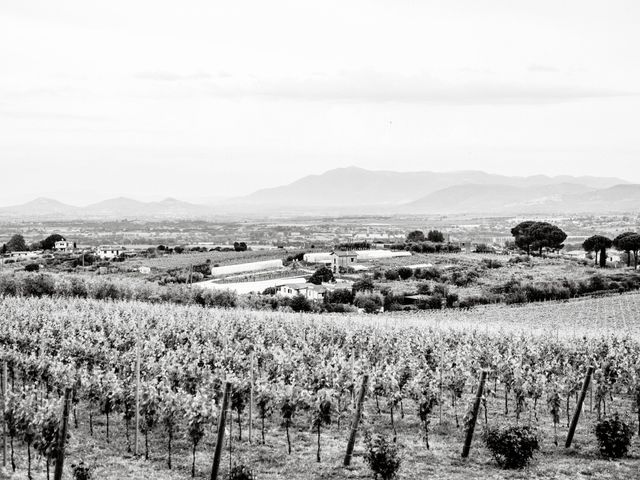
[{"x1": 1, "y1": 0, "x2": 640, "y2": 205}]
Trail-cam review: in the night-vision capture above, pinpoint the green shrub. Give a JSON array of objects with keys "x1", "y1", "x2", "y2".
[
  {"x1": 324, "y1": 288, "x2": 354, "y2": 304},
  {"x1": 445, "y1": 292, "x2": 459, "y2": 308},
  {"x1": 309, "y1": 266, "x2": 334, "y2": 285},
  {"x1": 481, "y1": 258, "x2": 503, "y2": 269},
  {"x1": 483, "y1": 424, "x2": 540, "y2": 469},
  {"x1": 594, "y1": 413, "x2": 634, "y2": 458},
  {"x1": 22, "y1": 274, "x2": 56, "y2": 297},
  {"x1": 0, "y1": 274, "x2": 20, "y2": 296},
  {"x1": 416, "y1": 295, "x2": 442, "y2": 310},
  {"x1": 193, "y1": 288, "x2": 237, "y2": 308},
  {"x1": 416, "y1": 282, "x2": 431, "y2": 295},
  {"x1": 384, "y1": 269, "x2": 400, "y2": 281},
  {"x1": 354, "y1": 293, "x2": 383, "y2": 313},
  {"x1": 364, "y1": 433, "x2": 401, "y2": 480},
  {"x1": 432, "y1": 283, "x2": 448, "y2": 297},
  {"x1": 397, "y1": 267, "x2": 413, "y2": 280},
  {"x1": 24, "y1": 263, "x2": 40, "y2": 272},
  {"x1": 227, "y1": 463, "x2": 255, "y2": 480},
  {"x1": 414, "y1": 267, "x2": 440, "y2": 280},
  {"x1": 289, "y1": 294, "x2": 312, "y2": 312},
  {"x1": 71, "y1": 461, "x2": 92, "y2": 480},
  {"x1": 458, "y1": 295, "x2": 494, "y2": 309}
]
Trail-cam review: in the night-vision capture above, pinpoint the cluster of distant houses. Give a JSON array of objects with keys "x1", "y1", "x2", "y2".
[{"x1": 2, "y1": 242, "x2": 127, "y2": 261}]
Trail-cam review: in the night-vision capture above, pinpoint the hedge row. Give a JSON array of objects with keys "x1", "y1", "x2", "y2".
[{"x1": 0, "y1": 272, "x2": 237, "y2": 308}]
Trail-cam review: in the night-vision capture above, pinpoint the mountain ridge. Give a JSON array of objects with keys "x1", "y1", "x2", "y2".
[{"x1": 0, "y1": 168, "x2": 636, "y2": 218}]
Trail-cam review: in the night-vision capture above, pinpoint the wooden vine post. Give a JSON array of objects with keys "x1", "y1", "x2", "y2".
[
  {"x1": 344, "y1": 374, "x2": 369, "y2": 467},
  {"x1": 248, "y1": 358, "x2": 254, "y2": 445},
  {"x1": 134, "y1": 336, "x2": 141, "y2": 456},
  {"x1": 211, "y1": 381, "x2": 232, "y2": 480},
  {"x1": 53, "y1": 388, "x2": 72, "y2": 480},
  {"x1": 565, "y1": 366, "x2": 594, "y2": 448},
  {"x1": 461, "y1": 370, "x2": 488, "y2": 458},
  {"x1": 2, "y1": 361, "x2": 7, "y2": 468}
]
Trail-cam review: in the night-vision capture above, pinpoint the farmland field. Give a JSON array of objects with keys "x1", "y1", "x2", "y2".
[
  {"x1": 0, "y1": 293, "x2": 639, "y2": 479},
  {"x1": 136, "y1": 249, "x2": 302, "y2": 271}
]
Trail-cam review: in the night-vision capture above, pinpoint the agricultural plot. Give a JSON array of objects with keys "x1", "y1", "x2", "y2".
[
  {"x1": 137, "y1": 250, "x2": 296, "y2": 271},
  {"x1": 0, "y1": 294, "x2": 639, "y2": 479}
]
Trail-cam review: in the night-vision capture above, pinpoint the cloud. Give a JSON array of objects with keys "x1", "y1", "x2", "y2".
[
  {"x1": 198, "y1": 70, "x2": 635, "y2": 105},
  {"x1": 0, "y1": 109, "x2": 108, "y2": 121},
  {"x1": 528, "y1": 64, "x2": 560, "y2": 73},
  {"x1": 132, "y1": 69, "x2": 636, "y2": 105},
  {"x1": 134, "y1": 71, "x2": 213, "y2": 81}
]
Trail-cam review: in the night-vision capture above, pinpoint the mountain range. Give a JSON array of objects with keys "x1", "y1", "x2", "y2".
[{"x1": 1, "y1": 167, "x2": 638, "y2": 219}]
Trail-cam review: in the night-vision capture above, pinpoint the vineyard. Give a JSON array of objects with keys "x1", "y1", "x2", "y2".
[
  {"x1": 137, "y1": 250, "x2": 297, "y2": 271},
  {"x1": 0, "y1": 294, "x2": 639, "y2": 479}
]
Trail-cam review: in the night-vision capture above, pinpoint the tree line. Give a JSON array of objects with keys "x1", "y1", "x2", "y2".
[{"x1": 1, "y1": 234, "x2": 68, "y2": 254}]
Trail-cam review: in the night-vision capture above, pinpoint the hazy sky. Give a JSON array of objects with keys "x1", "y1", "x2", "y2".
[{"x1": 2, "y1": 1, "x2": 640, "y2": 205}]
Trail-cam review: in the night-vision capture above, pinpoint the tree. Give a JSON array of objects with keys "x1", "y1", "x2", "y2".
[
  {"x1": 613, "y1": 232, "x2": 637, "y2": 267},
  {"x1": 406, "y1": 230, "x2": 425, "y2": 243},
  {"x1": 290, "y1": 294, "x2": 312, "y2": 312},
  {"x1": 324, "y1": 288, "x2": 354, "y2": 304},
  {"x1": 583, "y1": 235, "x2": 613, "y2": 268},
  {"x1": 427, "y1": 230, "x2": 445, "y2": 243},
  {"x1": 5, "y1": 234, "x2": 28, "y2": 252},
  {"x1": 614, "y1": 233, "x2": 640, "y2": 269},
  {"x1": 510, "y1": 221, "x2": 537, "y2": 255},
  {"x1": 397, "y1": 267, "x2": 413, "y2": 280},
  {"x1": 528, "y1": 222, "x2": 567, "y2": 255},
  {"x1": 512, "y1": 221, "x2": 566, "y2": 256},
  {"x1": 233, "y1": 241, "x2": 248, "y2": 252},
  {"x1": 308, "y1": 266, "x2": 334, "y2": 285},
  {"x1": 353, "y1": 276, "x2": 375, "y2": 293},
  {"x1": 40, "y1": 234, "x2": 65, "y2": 251}
]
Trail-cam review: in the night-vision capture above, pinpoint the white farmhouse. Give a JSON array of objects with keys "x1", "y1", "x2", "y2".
[
  {"x1": 329, "y1": 251, "x2": 358, "y2": 273},
  {"x1": 277, "y1": 283, "x2": 327, "y2": 301},
  {"x1": 54, "y1": 240, "x2": 75, "y2": 252},
  {"x1": 97, "y1": 245, "x2": 125, "y2": 259},
  {"x1": 7, "y1": 251, "x2": 38, "y2": 260}
]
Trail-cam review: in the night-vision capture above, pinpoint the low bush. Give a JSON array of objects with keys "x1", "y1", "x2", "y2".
[
  {"x1": 508, "y1": 255, "x2": 531, "y2": 264},
  {"x1": 324, "y1": 288, "x2": 354, "y2": 304},
  {"x1": 384, "y1": 269, "x2": 400, "y2": 281},
  {"x1": 22, "y1": 274, "x2": 56, "y2": 297},
  {"x1": 414, "y1": 267, "x2": 440, "y2": 281},
  {"x1": 364, "y1": 433, "x2": 401, "y2": 480},
  {"x1": 289, "y1": 294, "x2": 312, "y2": 312},
  {"x1": 483, "y1": 424, "x2": 539, "y2": 469},
  {"x1": 228, "y1": 463, "x2": 255, "y2": 480},
  {"x1": 594, "y1": 413, "x2": 634, "y2": 458},
  {"x1": 71, "y1": 461, "x2": 92, "y2": 480},
  {"x1": 397, "y1": 267, "x2": 413, "y2": 280},
  {"x1": 193, "y1": 288, "x2": 237, "y2": 308},
  {"x1": 416, "y1": 282, "x2": 431, "y2": 295},
  {"x1": 481, "y1": 258, "x2": 503, "y2": 269},
  {"x1": 445, "y1": 292, "x2": 459, "y2": 308},
  {"x1": 354, "y1": 293, "x2": 383, "y2": 313},
  {"x1": 416, "y1": 294, "x2": 442, "y2": 310}
]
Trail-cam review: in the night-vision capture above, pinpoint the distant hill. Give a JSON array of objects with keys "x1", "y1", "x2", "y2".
[
  {"x1": 405, "y1": 183, "x2": 597, "y2": 214},
  {"x1": 0, "y1": 197, "x2": 80, "y2": 218},
  {"x1": 0, "y1": 197, "x2": 216, "y2": 220},
  {"x1": 81, "y1": 197, "x2": 214, "y2": 219},
  {"x1": 237, "y1": 167, "x2": 629, "y2": 208},
  {"x1": 0, "y1": 168, "x2": 636, "y2": 219},
  {"x1": 562, "y1": 184, "x2": 640, "y2": 213}
]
